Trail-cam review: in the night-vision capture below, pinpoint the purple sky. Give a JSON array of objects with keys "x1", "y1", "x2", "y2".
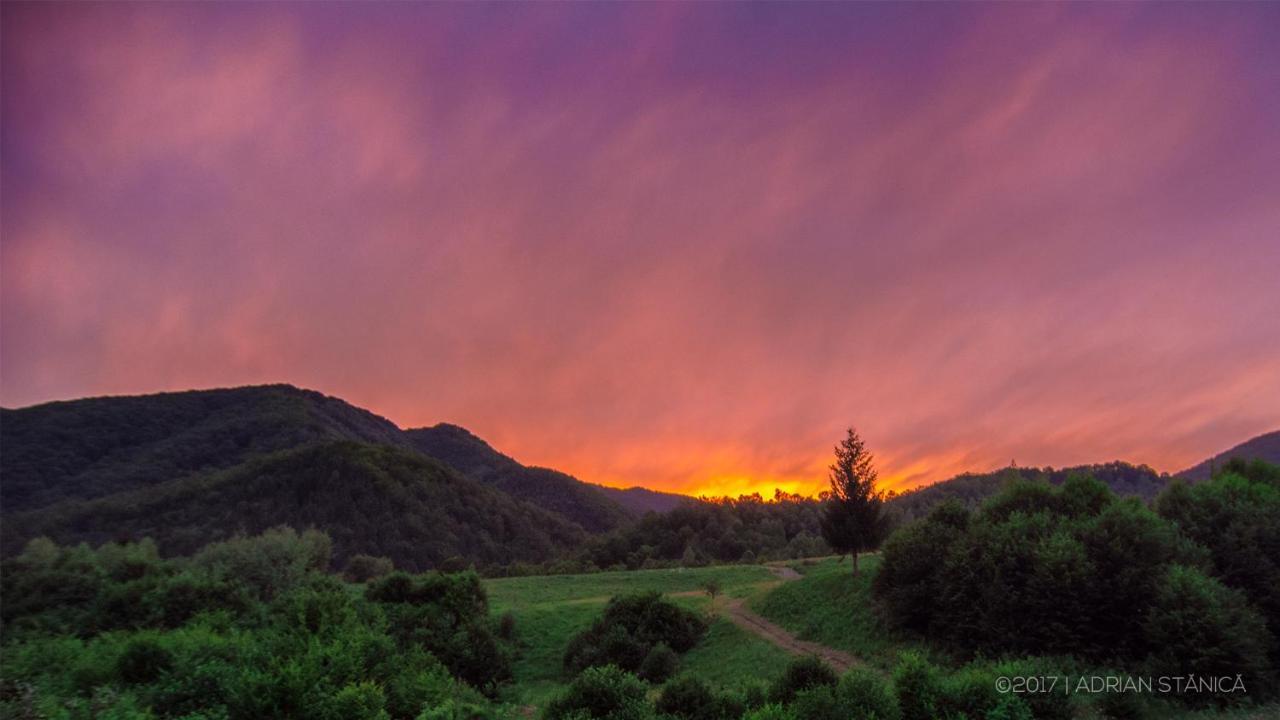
[{"x1": 3, "y1": 2, "x2": 1278, "y2": 495}]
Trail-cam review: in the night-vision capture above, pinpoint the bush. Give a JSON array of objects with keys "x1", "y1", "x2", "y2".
[
  {"x1": 543, "y1": 665, "x2": 653, "y2": 720},
  {"x1": 191, "y1": 526, "x2": 331, "y2": 600},
  {"x1": 1141, "y1": 564, "x2": 1272, "y2": 702},
  {"x1": 836, "y1": 667, "x2": 900, "y2": 720},
  {"x1": 344, "y1": 554, "x2": 395, "y2": 583},
  {"x1": 638, "y1": 643, "x2": 679, "y2": 683},
  {"x1": 892, "y1": 652, "x2": 943, "y2": 720},
  {"x1": 116, "y1": 634, "x2": 174, "y2": 684},
  {"x1": 768, "y1": 655, "x2": 837, "y2": 704},
  {"x1": 656, "y1": 676, "x2": 739, "y2": 720},
  {"x1": 325, "y1": 682, "x2": 390, "y2": 720},
  {"x1": 564, "y1": 593, "x2": 707, "y2": 679}
]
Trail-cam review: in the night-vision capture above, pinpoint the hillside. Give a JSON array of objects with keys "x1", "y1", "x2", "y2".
[
  {"x1": 1, "y1": 441, "x2": 585, "y2": 570},
  {"x1": 1175, "y1": 429, "x2": 1280, "y2": 482},
  {"x1": 595, "y1": 484, "x2": 691, "y2": 515},
  {"x1": 889, "y1": 461, "x2": 1168, "y2": 522},
  {"x1": 1, "y1": 385, "x2": 657, "y2": 540},
  {"x1": 405, "y1": 424, "x2": 637, "y2": 532},
  {"x1": 0, "y1": 384, "x2": 411, "y2": 512}
]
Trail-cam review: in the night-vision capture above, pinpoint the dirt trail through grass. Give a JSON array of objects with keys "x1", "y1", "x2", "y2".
[{"x1": 717, "y1": 565, "x2": 859, "y2": 673}]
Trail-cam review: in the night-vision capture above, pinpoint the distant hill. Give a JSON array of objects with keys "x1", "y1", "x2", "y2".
[
  {"x1": 0, "y1": 385, "x2": 663, "y2": 565},
  {"x1": 404, "y1": 424, "x2": 634, "y2": 532},
  {"x1": 2, "y1": 441, "x2": 584, "y2": 571},
  {"x1": 889, "y1": 461, "x2": 1168, "y2": 522},
  {"x1": 1174, "y1": 430, "x2": 1280, "y2": 482},
  {"x1": 595, "y1": 484, "x2": 692, "y2": 515},
  {"x1": 0, "y1": 384, "x2": 411, "y2": 513}
]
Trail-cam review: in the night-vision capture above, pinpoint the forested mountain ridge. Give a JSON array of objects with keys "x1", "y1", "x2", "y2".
[
  {"x1": 0, "y1": 384, "x2": 412, "y2": 512},
  {"x1": 1, "y1": 384, "x2": 671, "y2": 538},
  {"x1": 1175, "y1": 429, "x2": 1280, "y2": 482},
  {"x1": 406, "y1": 424, "x2": 686, "y2": 530},
  {"x1": 888, "y1": 460, "x2": 1168, "y2": 522},
  {"x1": 2, "y1": 441, "x2": 586, "y2": 571}
]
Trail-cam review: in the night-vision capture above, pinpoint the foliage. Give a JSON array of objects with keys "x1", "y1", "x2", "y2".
[
  {"x1": 656, "y1": 676, "x2": 743, "y2": 720},
  {"x1": 563, "y1": 593, "x2": 707, "y2": 681},
  {"x1": 1141, "y1": 564, "x2": 1271, "y2": 701},
  {"x1": 889, "y1": 461, "x2": 1170, "y2": 523},
  {"x1": 579, "y1": 492, "x2": 828, "y2": 571},
  {"x1": 0, "y1": 530, "x2": 516, "y2": 720},
  {"x1": 345, "y1": 554, "x2": 396, "y2": 582},
  {"x1": 874, "y1": 475, "x2": 1246, "y2": 664},
  {"x1": 819, "y1": 428, "x2": 892, "y2": 574},
  {"x1": 367, "y1": 570, "x2": 514, "y2": 693},
  {"x1": 1155, "y1": 460, "x2": 1280, "y2": 651},
  {"x1": 767, "y1": 656, "x2": 837, "y2": 704},
  {"x1": 542, "y1": 665, "x2": 652, "y2": 720}
]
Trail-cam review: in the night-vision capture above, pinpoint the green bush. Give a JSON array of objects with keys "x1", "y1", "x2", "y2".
[
  {"x1": 563, "y1": 593, "x2": 706, "y2": 680},
  {"x1": 638, "y1": 643, "x2": 679, "y2": 683},
  {"x1": 892, "y1": 652, "x2": 944, "y2": 720},
  {"x1": 1141, "y1": 564, "x2": 1272, "y2": 702},
  {"x1": 768, "y1": 655, "x2": 837, "y2": 704},
  {"x1": 543, "y1": 665, "x2": 653, "y2": 720},
  {"x1": 192, "y1": 526, "x2": 331, "y2": 600},
  {"x1": 656, "y1": 676, "x2": 740, "y2": 720},
  {"x1": 116, "y1": 634, "x2": 174, "y2": 684},
  {"x1": 836, "y1": 667, "x2": 900, "y2": 720}
]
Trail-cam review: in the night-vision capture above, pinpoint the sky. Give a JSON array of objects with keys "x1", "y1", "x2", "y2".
[{"x1": 3, "y1": 2, "x2": 1279, "y2": 497}]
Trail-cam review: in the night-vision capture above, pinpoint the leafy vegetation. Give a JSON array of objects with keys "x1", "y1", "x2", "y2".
[
  {"x1": 888, "y1": 461, "x2": 1171, "y2": 523},
  {"x1": 576, "y1": 493, "x2": 828, "y2": 571},
  {"x1": 564, "y1": 593, "x2": 708, "y2": 682},
  {"x1": 0, "y1": 528, "x2": 515, "y2": 719},
  {"x1": 874, "y1": 468, "x2": 1279, "y2": 704}
]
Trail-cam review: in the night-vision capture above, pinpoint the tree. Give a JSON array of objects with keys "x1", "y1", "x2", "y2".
[{"x1": 819, "y1": 428, "x2": 891, "y2": 575}]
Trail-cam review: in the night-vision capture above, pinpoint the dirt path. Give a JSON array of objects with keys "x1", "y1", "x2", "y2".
[{"x1": 717, "y1": 565, "x2": 859, "y2": 673}]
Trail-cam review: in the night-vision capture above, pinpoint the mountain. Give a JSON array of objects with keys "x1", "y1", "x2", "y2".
[
  {"x1": 1174, "y1": 430, "x2": 1280, "y2": 482},
  {"x1": 2, "y1": 441, "x2": 585, "y2": 571},
  {"x1": 595, "y1": 484, "x2": 691, "y2": 515},
  {"x1": 403, "y1": 424, "x2": 633, "y2": 532},
  {"x1": 889, "y1": 461, "x2": 1168, "y2": 522},
  {"x1": 0, "y1": 384, "x2": 412, "y2": 513},
  {"x1": 0, "y1": 384, "x2": 670, "y2": 566}
]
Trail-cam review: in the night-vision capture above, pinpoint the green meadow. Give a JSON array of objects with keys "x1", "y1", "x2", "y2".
[{"x1": 485, "y1": 564, "x2": 795, "y2": 706}]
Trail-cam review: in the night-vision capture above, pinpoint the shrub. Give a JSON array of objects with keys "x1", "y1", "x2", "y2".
[
  {"x1": 191, "y1": 526, "x2": 331, "y2": 600},
  {"x1": 656, "y1": 676, "x2": 737, "y2": 720},
  {"x1": 116, "y1": 634, "x2": 174, "y2": 684},
  {"x1": 638, "y1": 643, "x2": 679, "y2": 683},
  {"x1": 325, "y1": 682, "x2": 391, "y2": 720},
  {"x1": 892, "y1": 652, "x2": 943, "y2": 720},
  {"x1": 1141, "y1": 564, "x2": 1272, "y2": 702},
  {"x1": 790, "y1": 686, "x2": 841, "y2": 720},
  {"x1": 768, "y1": 655, "x2": 837, "y2": 704},
  {"x1": 836, "y1": 667, "x2": 900, "y2": 720},
  {"x1": 564, "y1": 593, "x2": 707, "y2": 679},
  {"x1": 543, "y1": 665, "x2": 653, "y2": 720}
]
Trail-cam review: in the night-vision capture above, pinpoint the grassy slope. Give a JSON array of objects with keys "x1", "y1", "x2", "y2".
[
  {"x1": 751, "y1": 555, "x2": 929, "y2": 671},
  {"x1": 485, "y1": 564, "x2": 792, "y2": 707}
]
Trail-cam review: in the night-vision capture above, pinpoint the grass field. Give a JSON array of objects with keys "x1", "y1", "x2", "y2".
[
  {"x1": 748, "y1": 554, "x2": 930, "y2": 670},
  {"x1": 485, "y1": 564, "x2": 793, "y2": 707}
]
